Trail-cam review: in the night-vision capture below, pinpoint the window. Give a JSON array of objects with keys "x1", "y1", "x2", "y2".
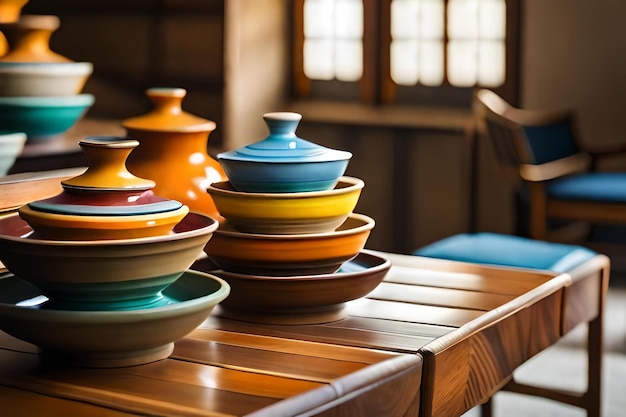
[{"x1": 293, "y1": 0, "x2": 520, "y2": 107}]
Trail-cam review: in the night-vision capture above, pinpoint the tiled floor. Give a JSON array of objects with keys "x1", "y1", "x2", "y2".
[{"x1": 463, "y1": 281, "x2": 626, "y2": 417}]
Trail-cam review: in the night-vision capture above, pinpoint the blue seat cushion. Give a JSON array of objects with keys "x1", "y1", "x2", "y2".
[
  {"x1": 413, "y1": 232, "x2": 597, "y2": 273},
  {"x1": 547, "y1": 172, "x2": 626, "y2": 202}
]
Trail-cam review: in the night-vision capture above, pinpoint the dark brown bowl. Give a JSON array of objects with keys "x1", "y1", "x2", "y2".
[{"x1": 193, "y1": 249, "x2": 390, "y2": 325}]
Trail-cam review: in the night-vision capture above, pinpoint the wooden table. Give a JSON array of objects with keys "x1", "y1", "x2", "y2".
[
  {"x1": 0, "y1": 321, "x2": 422, "y2": 416},
  {"x1": 0, "y1": 250, "x2": 608, "y2": 417},
  {"x1": 196, "y1": 251, "x2": 609, "y2": 417}
]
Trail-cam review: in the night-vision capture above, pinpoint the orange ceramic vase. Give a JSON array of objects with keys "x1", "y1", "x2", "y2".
[
  {"x1": 122, "y1": 87, "x2": 227, "y2": 219},
  {"x1": 0, "y1": 14, "x2": 72, "y2": 62},
  {"x1": 0, "y1": 0, "x2": 29, "y2": 55},
  {"x1": 0, "y1": 0, "x2": 28, "y2": 23}
]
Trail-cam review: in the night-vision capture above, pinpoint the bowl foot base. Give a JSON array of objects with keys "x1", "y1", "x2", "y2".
[
  {"x1": 38, "y1": 343, "x2": 175, "y2": 368},
  {"x1": 215, "y1": 304, "x2": 347, "y2": 325}
]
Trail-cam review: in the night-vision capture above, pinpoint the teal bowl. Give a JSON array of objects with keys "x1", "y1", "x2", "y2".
[
  {"x1": 0, "y1": 270, "x2": 230, "y2": 367},
  {"x1": 0, "y1": 94, "x2": 94, "y2": 141}
]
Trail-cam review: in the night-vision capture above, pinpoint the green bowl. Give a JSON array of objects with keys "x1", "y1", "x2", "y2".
[{"x1": 0, "y1": 94, "x2": 94, "y2": 141}]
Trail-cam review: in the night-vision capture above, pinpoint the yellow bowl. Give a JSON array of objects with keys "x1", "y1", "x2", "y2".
[
  {"x1": 18, "y1": 204, "x2": 190, "y2": 240},
  {"x1": 204, "y1": 213, "x2": 375, "y2": 276},
  {"x1": 207, "y1": 176, "x2": 364, "y2": 234}
]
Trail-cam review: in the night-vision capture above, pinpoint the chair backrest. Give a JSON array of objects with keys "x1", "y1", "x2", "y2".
[{"x1": 473, "y1": 89, "x2": 589, "y2": 180}]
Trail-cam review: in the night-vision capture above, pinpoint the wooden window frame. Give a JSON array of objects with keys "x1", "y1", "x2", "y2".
[{"x1": 293, "y1": 0, "x2": 520, "y2": 107}]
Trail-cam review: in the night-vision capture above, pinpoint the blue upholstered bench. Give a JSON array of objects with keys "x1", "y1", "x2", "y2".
[
  {"x1": 413, "y1": 232, "x2": 597, "y2": 273},
  {"x1": 413, "y1": 232, "x2": 602, "y2": 417}
]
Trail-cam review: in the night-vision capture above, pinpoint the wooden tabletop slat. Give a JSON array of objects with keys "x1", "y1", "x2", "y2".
[
  {"x1": 0, "y1": 385, "x2": 139, "y2": 417},
  {"x1": 346, "y1": 298, "x2": 486, "y2": 327},
  {"x1": 384, "y1": 265, "x2": 553, "y2": 295},
  {"x1": 173, "y1": 338, "x2": 369, "y2": 383},
  {"x1": 325, "y1": 316, "x2": 455, "y2": 338},
  {"x1": 367, "y1": 281, "x2": 515, "y2": 311},
  {"x1": 186, "y1": 327, "x2": 398, "y2": 363},
  {"x1": 203, "y1": 317, "x2": 438, "y2": 353}
]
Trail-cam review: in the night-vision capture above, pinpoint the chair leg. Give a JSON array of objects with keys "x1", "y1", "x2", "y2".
[
  {"x1": 585, "y1": 314, "x2": 602, "y2": 417},
  {"x1": 479, "y1": 397, "x2": 493, "y2": 417},
  {"x1": 584, "y1": 265, "x2": 607, "y2": 417}
]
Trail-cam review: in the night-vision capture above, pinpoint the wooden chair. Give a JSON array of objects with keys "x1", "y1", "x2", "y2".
[{"x1": 474, "y1": 88, "x2": 626, "y2": 243}]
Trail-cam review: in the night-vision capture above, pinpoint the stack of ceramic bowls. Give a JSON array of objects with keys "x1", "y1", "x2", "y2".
[
  {"x1": 0, "y1": 14, "x2": 94, "y2": 141},
  {"x1": 0, "y1": 136, "x2": 229, "y2": 368},
  {"x1": 203, "y1": 112, "x2": 390, "y2": 324}
]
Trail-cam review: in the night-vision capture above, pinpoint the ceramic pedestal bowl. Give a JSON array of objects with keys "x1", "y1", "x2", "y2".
[
  {"x1": 0, "y1": 62, "x2": 93, "y2": 96},
  {"x1": 0, "y1": 131, "x2": 26, "y2": 176},
  {"x1": 0, "y1": 94, "x2": 94, "y2": 141},
  {"x1": 204, "y1": 213, "x2": 375, "y2": 276},
  {"x1": 198, "y1": 249, "x2": 390, "y2": 325},
  {"x1": 0, "y1": 269, "x2": 230, "y2": 367},
  {"x1": 18, "y1": 136, "x2": 191, "y2": 240},
  {"x1": 207, "y1": 176, "x2": 364, "y2": 234},
  {"x1": 0, "y1": 212, "x2": 218, "y2": 310},
  {"x1": 217, "y1": 112, "x2": 352, "y2": 193}
]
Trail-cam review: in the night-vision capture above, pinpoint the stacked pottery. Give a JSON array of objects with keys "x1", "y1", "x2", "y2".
[
  {"x1": 0, "y1": 14, "x2": 94, "y2": 141},
  {"x1": 0, "y1": 136, "x2": 229, "y2": 368},
  {"x1": 203, "y1": 112, "x2": 390, "y2": 325}
]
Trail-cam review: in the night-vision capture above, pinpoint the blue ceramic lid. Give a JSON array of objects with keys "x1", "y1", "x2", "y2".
[{"x1": 217, "y1": 112, "x2": 352, "y2": 163}]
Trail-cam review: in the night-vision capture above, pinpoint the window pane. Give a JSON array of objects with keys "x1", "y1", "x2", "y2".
[
  {"x1": 335, "y1": 0, "x2": 363, "y2": 38},
  {"x1": 390, "y1": 0, "x2": 444, "y2": 86},
  {"x1": 391, "y1": 40, "x2": 419, "y2": 85},
  {"x1": 448, "y1": 40, "x2": 478, "y2": 86},
  {"x1": 478, "y1": 40, "x2": 505, "y2": 86},
  {"x1": 303, "y1": 0, "x2": 363, "y2": 81},
  {"x1": 420, "y1": 0, "x2": 444, "y2": 39},
  {"x1": 479, "y1": 0, "x2": 506, "y2": 39},
  {"x1": 391, "y1": 0, "x2": 419, "y2": 39},
  {"x1": 419, "y1": 40, "x2": 444, "y2": 85},
  {"x1": 335, "y1": 40, "x2": 363, "y2": 81},
  {"x1": 304, "y1": 0, "x2": 334, "y2": 37},
  {"x1": 448, "y1": 0, "x2": 478, "y2": 39},
  {"x1": 304, "y1": 39, "x2": 334, "y2": 80}
]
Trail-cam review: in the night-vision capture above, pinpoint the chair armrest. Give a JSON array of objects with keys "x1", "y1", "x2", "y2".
[
  {"x1": 519, "y1": 153, "x2": 591, "y2": 182},
  {"x1": 505, "y1": 107, "x2": 574, "y2": 127}
]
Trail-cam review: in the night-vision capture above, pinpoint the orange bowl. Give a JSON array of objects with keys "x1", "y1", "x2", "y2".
[{"x1": 203, "y1": 213, "x2": 375, "y2": 276}]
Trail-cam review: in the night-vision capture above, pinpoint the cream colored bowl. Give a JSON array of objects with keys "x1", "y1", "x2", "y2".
[
  {"x1": 207, "y1": 176, "x2": 364, "y2": 234},
  {"x1": 0, "y1": 62, "x2": 93, "y2": 96}
]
